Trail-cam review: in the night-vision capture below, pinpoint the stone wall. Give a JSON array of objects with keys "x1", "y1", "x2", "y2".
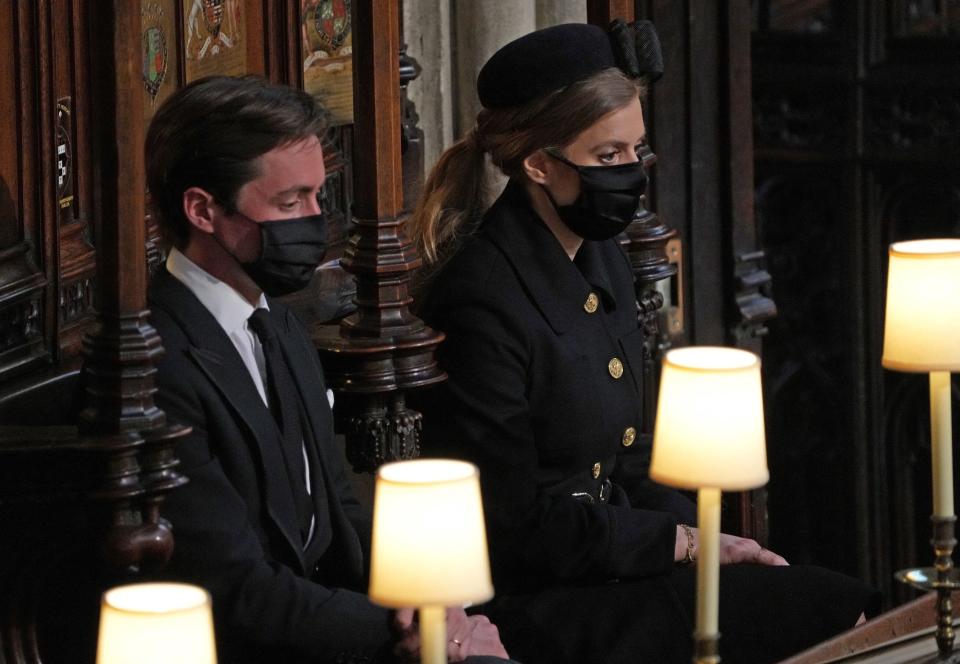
[{"x1": 403, "y1": 0, "x2": 586, "y2": 176}]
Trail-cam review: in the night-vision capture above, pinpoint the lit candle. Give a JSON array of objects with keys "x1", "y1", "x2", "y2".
[
  {"x1": 649, "y1": 347, "x2": 769, "y2": 663},
  {"x1": 419, "y1": 605, "x2": 446, "y2": 664},
  {"x1": 368, "y1": 459, "x2": 494, "y2": 664},
  {"x1": 696, "y1": 487, "x2": 722, "y2": 639},
  {"x1": 930, "y1": 371, "x2": 954, "y2": 518}
]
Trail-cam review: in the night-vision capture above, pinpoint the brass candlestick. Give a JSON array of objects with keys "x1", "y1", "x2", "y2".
[
  {"x1": 882, "y1": 241, "x2": 960, "y2": 662},
  {"x1": 694, "y1": 631, "x2": 721, "y2": 664},
  {"x1": 896, "y1": 515, "x2": 960, "y2": 661}
]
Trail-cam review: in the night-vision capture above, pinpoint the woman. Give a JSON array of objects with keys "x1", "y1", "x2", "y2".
[{"x1": 409, "y1": 21, "x2": 875, "y2": 664}]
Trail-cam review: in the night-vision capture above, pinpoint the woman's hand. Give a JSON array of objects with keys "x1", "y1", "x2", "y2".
[
  {"x1": 392, "y1": 607, "x2": 509, "y2": 662},
  {"x1": 675, "y1": 525, "x2": 789, "y2": 566}
]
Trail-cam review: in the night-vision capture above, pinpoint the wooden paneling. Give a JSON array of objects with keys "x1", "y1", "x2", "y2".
[
  {"x1": 55, "y1": 0, "x2": 98, "y2": 359},
  {"x1": 753, "y1": 0, "x2": 960, "y2": 604},
  {"x1": 587, "y1": 0, "x2": 634, "y2": 24},
  {"x1": 635, "y1": 0, "x2": 773, "y2": 540},
  {"x1": 0, "y1": 2, "x2": 51, "y2": 384},
  {"x1": 0, "y1": 0, "x2": 368, "y2": 403}
]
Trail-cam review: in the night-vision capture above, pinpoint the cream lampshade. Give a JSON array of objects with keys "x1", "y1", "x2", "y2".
[
  {"x1": 650, "y1": 346, "x2": 769, "y2": 491},
  {"x1": 369, "y1": 458, "x2": 494, "y2": 664},
  {"x1": 96, "y1": 582, "x2": 216, "y2": 664},
  {"x1": 650, "y1": 346, "x2": 769, "y2": 664},
  {"x1": 882, "y1": 238, "x2": 960, "y2": 373},
  {"x1": 882, "y1": 238, "x2": 960, "y2": 517}
]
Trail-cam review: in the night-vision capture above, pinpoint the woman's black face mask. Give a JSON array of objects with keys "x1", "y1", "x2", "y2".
[
  {"x1": 540, "y1": 149, "x2": 648, "y2": 241},
  {"x1": 233, "y1": 212, "x2": 329, "y2": 297}
]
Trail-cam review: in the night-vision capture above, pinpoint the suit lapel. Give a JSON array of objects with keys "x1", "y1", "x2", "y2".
[{"x1": 149, "y1": 270, "x2": 306, "y2": 568}]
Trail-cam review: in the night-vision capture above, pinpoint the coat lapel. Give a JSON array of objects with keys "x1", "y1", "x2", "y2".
[
  {"x1": 483, "y1": 182, "x2": 637, "y2": 333},
  {"x1": 483, "y1": 182, "x2": 595, "y2": 335},
  {"x1": 149, "y1": 270, "x2": 306, "y2": 567}
]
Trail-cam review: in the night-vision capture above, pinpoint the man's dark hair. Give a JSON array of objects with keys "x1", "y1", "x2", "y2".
[{"x1": 145, "y1": 75, "x2": 327, "y2": 249}]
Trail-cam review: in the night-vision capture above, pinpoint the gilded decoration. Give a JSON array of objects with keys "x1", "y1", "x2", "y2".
[
  {"x1": 183, "y1": 0, "x2": 247, "y2": 82},
  {"x1": 302, "y1": 0, "x2": 354, "y2": 125},
  {"x1": 55, "y1": 98, "x2": 74, "y2": 217}
]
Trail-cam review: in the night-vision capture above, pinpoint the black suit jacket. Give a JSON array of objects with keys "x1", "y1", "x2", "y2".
[
  {"x1": 148, "y1": 269, "x2": 391, "y2": 663},
  {"x1": 416, "y1": 182, "x2": 697, "y2": 593}
]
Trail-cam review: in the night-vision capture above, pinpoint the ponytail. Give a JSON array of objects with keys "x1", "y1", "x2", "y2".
[
  {"x1": 409, "y1": 68, "x2": 644, "y2": 276},
  {"x1": 408, "y1": 128, "x2": 488, "y2": 267}
]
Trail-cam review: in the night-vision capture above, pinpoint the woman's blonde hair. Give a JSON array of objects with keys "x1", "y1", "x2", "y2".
[{"x1": 408, "y1": 68, "x2": 645, "y2": 269}]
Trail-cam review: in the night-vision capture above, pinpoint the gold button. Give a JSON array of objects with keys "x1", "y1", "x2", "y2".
[
  {"x1": 622, "y1": 427, "x2": 637, "y2": 447},
  {"x1": 608, "y1": 357, "x2": 624, "y2": 379},
  {"x1": 592, "y1": 462, "x2": 601, "y2": 479},
  {"x1": 584, "y1": 292, "x2": 599, "y2": 314}
]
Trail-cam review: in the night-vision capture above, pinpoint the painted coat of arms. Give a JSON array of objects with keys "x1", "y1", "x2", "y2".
[
  {"x1": 142, "y1": 24, "x2": 168, "y2": 101},
  {"x1": 303, "y1": 0, "x2": 354, "y2": 125},
  {"x1": 183, "y1": 0, "x2": 247, "y2": 82},
  {"x1": 315, "y1": 0, "x2": 351, "y2": 53},
  {"x1": 186, "y1": 0, "x2": 239, "y2": 60},
  {"x1": 141, "y1": 1, "x2": 178, "y2": 119}
]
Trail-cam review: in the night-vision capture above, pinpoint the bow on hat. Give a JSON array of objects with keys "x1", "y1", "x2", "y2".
[{"x1": 608, "y1": 19, "x2": 664, "y2": 83}]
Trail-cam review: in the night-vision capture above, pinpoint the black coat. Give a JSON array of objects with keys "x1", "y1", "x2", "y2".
[
  {"x1": 417, "y1": 181, "x2": 696, "y2": 593},
  {"x1": 148, "y1": 269, "x2": 390, "y2": 664}
]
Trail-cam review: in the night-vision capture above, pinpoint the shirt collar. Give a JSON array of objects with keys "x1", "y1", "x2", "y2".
[{"x1": 165, "y1": 247, "x2": 269, "y2": 334}]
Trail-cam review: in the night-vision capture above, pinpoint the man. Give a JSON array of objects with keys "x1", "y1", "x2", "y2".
[{"x1": 145, "y1": 75, "x2": 509, "y2": 663}]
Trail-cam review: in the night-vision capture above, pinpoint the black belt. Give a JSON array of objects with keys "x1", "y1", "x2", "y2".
[{"x1": 571, "y1": 478, "x2": 612, "y2": 504}]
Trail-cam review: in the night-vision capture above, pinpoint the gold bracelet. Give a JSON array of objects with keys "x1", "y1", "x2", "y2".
[{"x1": 680, "y1": 523, "x2": 696, "y2": 564}]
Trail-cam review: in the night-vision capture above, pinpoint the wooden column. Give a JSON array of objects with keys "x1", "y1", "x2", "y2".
[
  {"x1": 78, "y1": 0, "x2": 162, "y2": 436},
  {"x1": 314, "y1": 0, "x2": 445, "y2": 472},
  {"x1": 0, "y1": 3, "x2": 188, "y2": 661},
  {"x1": 77, "y1": 0, "x2": 190, "y2": 571}
]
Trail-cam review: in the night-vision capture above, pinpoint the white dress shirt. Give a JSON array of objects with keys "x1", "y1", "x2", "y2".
[
  {"x1": 167, "y1": 248, "x2": 271, "y2": 403},
  {"x1": 166, "y1": 247, "x2": 316, "y2": 546}
]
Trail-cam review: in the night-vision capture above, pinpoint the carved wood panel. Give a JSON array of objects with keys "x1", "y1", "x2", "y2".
[
  {"x1": 753, "y1": 0, "x2": 960, "y2": 605},
  {"x1": 54, "y1": 0, "x2": 98, "y2": 360},
  {"x1": 755, "y1": 168, "x2": 862, "y2": 575},
  {"x1": 638, "y1": 0, "x2": 773, "y2": 541},
  {"x1": 0, "y1": 3, "x2": 54, "y2": 385}
]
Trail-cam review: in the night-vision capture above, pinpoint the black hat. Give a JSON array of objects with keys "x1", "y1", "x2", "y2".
[{"x1": 477, "y1": 20, "x2": 663, "y2": 110}]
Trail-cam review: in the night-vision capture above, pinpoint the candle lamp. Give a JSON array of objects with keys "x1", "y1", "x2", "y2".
[
  {"x1": 96, "y1": 582, "x2": 216, "y2": 664},
  {"x1": 650, "y1": 346, "x2": 770, "y2": 664},
  {"x1": 368, "y1": 459, "x2": 494, "y2": 664},
  {"x1": 882, "y1": 238, "x2": 960, "y2": 661}
]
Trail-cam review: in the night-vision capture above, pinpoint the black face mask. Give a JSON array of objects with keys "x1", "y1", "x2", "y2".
[
  {"x1": 541, "y1": 150, "x2": 648, "y2": 241},
  {"x1": 234, "y1": 212, "x2": 329, "y2": 297}
]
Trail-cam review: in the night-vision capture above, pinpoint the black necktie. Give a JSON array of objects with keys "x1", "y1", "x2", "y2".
[{"x1": 248, "y1": 308, "x2": 314, "y2": 544}]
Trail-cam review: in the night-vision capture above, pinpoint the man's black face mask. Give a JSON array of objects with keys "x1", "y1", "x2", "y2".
[
  {"x1": 235, "y1": 211, "x2": 329, "y2": 297},
  {"x1": 541, "y1": 149, "x2": 648, "y2": 241}
]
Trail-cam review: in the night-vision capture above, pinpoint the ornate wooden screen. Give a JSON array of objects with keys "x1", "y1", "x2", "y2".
[{"x1": 753, "y1": 0, "x2": 960, "y2": 603}]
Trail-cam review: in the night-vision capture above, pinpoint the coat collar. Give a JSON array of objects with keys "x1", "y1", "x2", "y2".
[
  {"x1": 482, "y1": 181, "x2": 620, "y2": 334},
  {"x1": 149, "y1": 268, "x2": 307, "y2": 565}
]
